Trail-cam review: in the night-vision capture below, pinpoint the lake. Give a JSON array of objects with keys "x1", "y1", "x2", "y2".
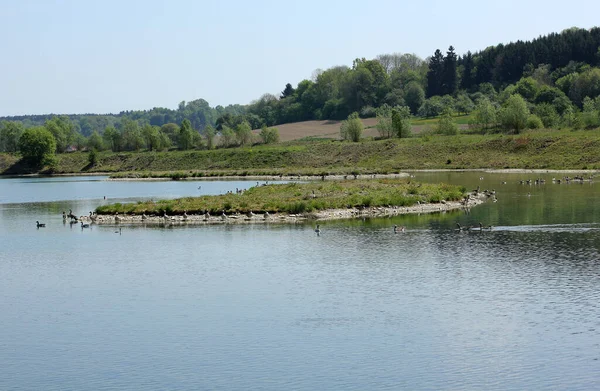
[{"x1": 1, "y1": 173, "x2": 599, "y2": 390}]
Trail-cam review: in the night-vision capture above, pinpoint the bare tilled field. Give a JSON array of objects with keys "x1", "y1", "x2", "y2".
[
  {"x1": 256, "y1": 118, "x2": 378, "y2": 142},
  {"x1": 256, "y1": 119, "x2": 468, "y2": 142}
]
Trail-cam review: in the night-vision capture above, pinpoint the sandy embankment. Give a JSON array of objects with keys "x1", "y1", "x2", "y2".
[{"x1": 90, "y1": 191, "x2": 490, "y2": 226}]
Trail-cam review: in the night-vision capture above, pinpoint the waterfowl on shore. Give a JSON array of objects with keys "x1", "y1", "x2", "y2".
[
  {"x1": 456, "y1": 223, "x2": 471, "y2": 231},
  {"x1": 183, "y1": 210, "x2": 188, "y2": 221},
  {"x1": 114, "y1": 212, "x2": 121, "y2": 222},
  {"x1": 264, "y1": 211, "x2": 270, "y2": 220},
  {"x1": 81, "y1": 221, "x2": 90, "y2": 229},
  {"x1": 36, "y1": 221, "x2": 45, "y2": 228},
  {"x1": 315, "y1": 225, "x2": 321, "y2": 236},
  {"x1": 89, "y1": 211, "x2": 97, "y2": 222},
  {"x1": 203, "y1": 210, "x2": 210, "y2": 221},
  {"x1": 141, "y1": 211, "x2": 147, "y2": 221},
  {"x1": 221, "y1": 210, "x2": 227, "y2": 221},
  {"x1": 479, "y1": 222, "x2": 493, "y2": 230}
]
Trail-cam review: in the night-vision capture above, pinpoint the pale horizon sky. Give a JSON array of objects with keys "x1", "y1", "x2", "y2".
[{"x1": 1, "y1": 0, "x2": 599, "y2": 117}]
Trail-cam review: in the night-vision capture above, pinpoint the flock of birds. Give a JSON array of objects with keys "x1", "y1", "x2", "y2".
[
  {"x1": 41, "y1": 174, "x2": 589, "y2": 234},
  {"x1": 35, "y1": 209, "x2": 121, "y2": 234}
]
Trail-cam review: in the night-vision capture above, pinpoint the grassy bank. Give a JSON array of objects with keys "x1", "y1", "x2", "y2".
[
  {"x1": 95, "y1": 179, "x2": 467, "y2": 215},
  {"x1": 2, "y1": 129, "x2": 600, "y2": 177}
]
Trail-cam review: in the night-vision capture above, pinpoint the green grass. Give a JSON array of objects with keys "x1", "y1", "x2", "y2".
[
  {"x1": 95, "y1": 179, "x2": 467, "y2": 215},
  {"x1": 3, "y1": 127, "x2": 600, "y2": 176}
]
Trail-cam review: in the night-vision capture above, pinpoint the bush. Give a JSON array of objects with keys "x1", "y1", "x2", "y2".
[
  {"x1": 437, "y1": 110, "x2": 459, "y2": 135},
  {"x1": 526, "y1": 115, "x2": 544, "y2": 129},
  {"x1": 340, "y1": 112, "x2": 363, "y2": 142},
  {"x1": 88, "y1": 149, "x2": 99, "y2": 166}
]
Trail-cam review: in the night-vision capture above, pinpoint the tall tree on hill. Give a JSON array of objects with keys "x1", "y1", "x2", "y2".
[
  {"x1": 426, "y1": 49, "x2": 444, "y2": 97},
  {"x1": 280, "y1": 83, "x2": 295, "y2": 99},
  {"x1": 460, "y1": 51, "x2": 475, "y2": 91},
  {"x1": 442, "y1": 46, "x2": 458, "y2": 96}
]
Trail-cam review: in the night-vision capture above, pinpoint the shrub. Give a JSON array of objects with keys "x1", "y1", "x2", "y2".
[
  {"x1": 340, "y1": 113, "x2": 363, "y2": 142},
  {"x1": 526, "y1": 115, "x2": 544, "y2": 129}
]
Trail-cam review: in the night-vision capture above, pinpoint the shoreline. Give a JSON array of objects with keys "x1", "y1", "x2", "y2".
[
  {"x1": 3, "y1": 168, "x2": 599, "y2": 181},
  {"x1": 89, "y1": 192, "x2": 489, "y2": 226}
]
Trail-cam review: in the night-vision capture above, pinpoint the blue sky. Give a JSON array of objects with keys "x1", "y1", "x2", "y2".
[{"x1": 1, "y1": 0, "x2": 599, "y2": 116}]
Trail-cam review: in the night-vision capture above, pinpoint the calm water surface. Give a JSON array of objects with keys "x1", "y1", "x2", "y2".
[{"x1": 0, "y1": 173, "x2": 599, "y2": 390}]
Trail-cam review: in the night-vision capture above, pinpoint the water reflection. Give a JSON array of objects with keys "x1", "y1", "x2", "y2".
[{"x1": 0, "y1": 174, "x2": 599, "y2": 390}]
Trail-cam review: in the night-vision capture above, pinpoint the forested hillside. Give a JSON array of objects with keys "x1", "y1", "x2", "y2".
[{"x1": 2, "y1": 26, "x2": 600, "y2": 157}]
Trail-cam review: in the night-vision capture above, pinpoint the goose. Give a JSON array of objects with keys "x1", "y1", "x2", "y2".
[
  {"x1": 114, "y1": 228, "x2": 122, "y2": 234},
  {"x1": 203, "y1": 210, "x2": 210, "y2": 221},
  {"x1": 81, "y1": 221, "x2": 90, "y2": 229},
  {"x1": 36, "y1": 221, "x2": 46, "y2": 228},
  {"x1": 141, "y1": 211, "x2": 147, "y2": 221},
  {"x1": 89, "y1": 211, "x2": 97, "y2": 222},
  {"x1": 456, "y1": 223, "x2": 471, "y2": 231},
  {"x1": 479, "y1": 222, "x2": 493, "y2": 230},
  {"x1": 62, "y1": 211, "x2": 67, "y2": 221},
  {"x1": 114, "y1": 212, "x2": 121, "y2": 222},
  {"x1": 221, "y1": 210, "x2": 228, "y2": 221},
  {"x1": 183, "y1": 210, "x2": 188, "y2": 221},
  {"x1": 264, "y1": 211, "x2": 270, "y2": 220},
  {"x1": 315, "y1": 225, "x2": 321, "y2": 236},
  {"x1": 393, "y1": 225, "x2": 405, "y2": 233}
]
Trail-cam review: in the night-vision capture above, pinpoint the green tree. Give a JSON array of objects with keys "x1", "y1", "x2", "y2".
[
  {"x1": 0, "y1": 121, "x2": 24, "y2": 152},
  {"x1": 103, "y1": 126, "x2": 121, "y2": 152},
  {"x1": 340, "y1": 112, "x2": 363, "y2": 142},
  {"x1": 88, "y1": 149, "x2": 99, "y2": 166},
  {"x1": 404, "y1": 82, "x2": 425, "y2": 114},
  {"x1": 582, "y1": 96, "x2": 600, "y2": 127},
  {"x1": 533, "y1": 103, "x2": 560, "y2": 128},
  {"x1": 391, "y1": 106, "x2": 412, "y2": 138},
  {"x1": 473, "y1": 98, "x2": 497, "y2": 130},
  {"x1": 418, "y1": 96, "x2": 444, "y2": 118},
  {"x1": 142, "y1": 124, "x2": 161, "y2": 151},
  {"x1": 455, "y1": 93, "x2": 475, "y2": 115},
  {"x1": 375, "y1": 104, "x2": 394, "y2": 138},
  {"x1": 220, "y1": 125, "x2": 236, "y2": 147},
  {"x1": 18, "y1": 126, "x2": 57, "y2": 166},
  {"x1": 87, "y1": 130, "x2": 105, "y2": 151},
  {"x1": 178, "y1": 119, "x2": 194, "y2": 150},
  {"x1": 235, "y1": 121, "x2": 253, "y2": 146},
  {"x1": 121, "y1": 119, "x2": 144, "y2": 151},
  {"x1": 442, "y1": 46, "x2": 458, "y2": 95},
  {"x1": 204, "y1": 125, "x2": 216, "y2": 150},
  {"x1": 44, "y1": 116, "x2": 76, "y2": 153},
  {"x1": 499, "y1": 94, "x2": 529, "y2": 133}
]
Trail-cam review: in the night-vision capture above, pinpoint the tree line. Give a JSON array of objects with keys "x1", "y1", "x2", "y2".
[{"x1": 2, "y1": 26, "x2": 600, "y2": 151}]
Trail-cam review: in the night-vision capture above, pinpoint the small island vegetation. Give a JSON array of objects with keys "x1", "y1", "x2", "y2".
[{"x1": 95, "y1": 179, "x2": 468, "y2": 217}]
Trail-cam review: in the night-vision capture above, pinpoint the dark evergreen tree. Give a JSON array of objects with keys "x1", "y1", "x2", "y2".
[
  {"x1": 280, "y1": 83, "x2": 295, "y2": 99},
  {"x1": 460, "y1": 51, "x2": 475, "y2": 91},
  {"x1": 426, "y1": 49, "x2": 444, "y2": 97},
  {"x1": 442, "y1": 46, "x2": 458, "y2": 95}
]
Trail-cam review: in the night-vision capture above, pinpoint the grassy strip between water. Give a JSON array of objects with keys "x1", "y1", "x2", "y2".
[
  {"x1": 3, "y1": 128, "x2": 600, "y2": 176},
  {"x1": 95, "y1": 179, "x2": 467, "y2": 216}
]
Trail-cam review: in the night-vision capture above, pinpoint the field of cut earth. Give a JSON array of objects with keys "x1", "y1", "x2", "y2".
[{"x1": 260, "y1": 118, "x2": 469, "y2": 142}]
